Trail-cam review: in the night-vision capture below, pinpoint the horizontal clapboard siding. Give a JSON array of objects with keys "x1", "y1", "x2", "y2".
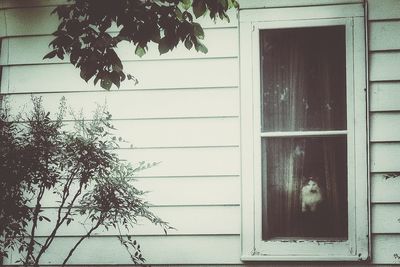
[
  {"x1": 32, "y1": 205, "x2": 241, "y2": 237},
  {"x1": 4, "y1": 236, "x2": 242, "y2": 265},
  {"x1": 369, "y1": 52, "x2": 400, "y2": 81},
  {"x1": 369, "y1": 21, "x2": 400, "y2": 51},
  {"x1": 372, "y1": 204, "x2": 400, "y2": 233},
  {"x1": 371, "y1": 174, "x2": 400, "y2": 203},
  {"x1": 372, "y1": 235, "x2": 400, "y2": 264},
  {"x1": 5, "y1": 88, "x2": 239, "y2": 119},
  {"x1": 1, "y1": 58, "x2": 239, "y2": 93},
  {"x1": 37, "y1": 176, "x2": 240, "y2": 208},
  {"x1": 368, "y1": 0, "x2": 400, "y2": 21},
  {"x1": 0, "y1": 2, "x2": 241, "y2": 265},
  {"x1": 0, "y1": 6, "x2": 237, "y2": 38},
  {"x1": 0, "y1": 0, "x2": 66, "y2": 9},
  {"x1": 370, "y1": 112, "x2": 400, "y2": 142},
  {"x1": 370, "y1": 143, "x2": 400, "y2": 172},
  {"x1": 368, "y1": 0, "x2": 400, "y2": 265},
  {"x1": 0, "y1": 28, "x2": 238, "y2": 65},
  {"x1": 370, "y1": 82, "x2": 400, "y2": 111}
]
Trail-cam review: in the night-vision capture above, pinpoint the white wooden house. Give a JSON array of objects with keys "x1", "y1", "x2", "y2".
[{"x1": 1, "y1": 0, "x2": 400, "y2": 265}]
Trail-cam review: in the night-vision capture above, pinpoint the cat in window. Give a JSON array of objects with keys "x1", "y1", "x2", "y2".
[{"x1": 300, "y1": 177, "x2": 323, "y2": 213}]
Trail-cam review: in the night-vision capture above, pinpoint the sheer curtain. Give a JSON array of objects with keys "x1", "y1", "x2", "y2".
[{"x1": 261, "y1": 27, "x2": 348, "y2": 239}]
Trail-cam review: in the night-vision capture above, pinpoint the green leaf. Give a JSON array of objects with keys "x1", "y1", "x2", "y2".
[
  {"x1": 193, "y1": 23, "x2": 204, "y2": 39},
  {"x1": 135, "y1": 45, "x2": 146, "y2": 58},
  {"x1": 193, "y1": 0, "x2": 207, "y2": 18}
]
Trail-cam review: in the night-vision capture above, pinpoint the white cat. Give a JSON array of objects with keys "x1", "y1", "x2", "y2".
[{"x1": 301, "y1": 178, "x2": 323, "y2": 212}]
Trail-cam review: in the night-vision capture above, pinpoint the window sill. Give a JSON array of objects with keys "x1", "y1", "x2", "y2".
[{"x1": 241, "y1": 254, "x2": 369, "y2": 262}]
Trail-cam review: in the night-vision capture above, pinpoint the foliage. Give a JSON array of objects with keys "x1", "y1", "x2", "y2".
[
  {"x1": 44, "y1": 0, "x2": 239, "y2": 90},
  {"x1": 0, "y1": 101, "x2": 32, "y2": 263},
  {"x1": 0, "y1": 97, "x2": 171, "y2": 266}
]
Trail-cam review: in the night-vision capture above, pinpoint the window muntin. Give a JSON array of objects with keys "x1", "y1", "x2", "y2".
[{"x1": 260, "y1": 26, "x2": 348, "y2": 240}]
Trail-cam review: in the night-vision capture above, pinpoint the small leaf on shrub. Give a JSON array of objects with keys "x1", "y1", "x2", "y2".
[{"x1": 42, "y1": 216, "x2": 51, "y2": 222}]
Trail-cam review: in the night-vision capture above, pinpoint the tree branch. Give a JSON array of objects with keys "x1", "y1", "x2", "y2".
[{"x1": 61, "y1": 214, "x2": 104, "y2": 266}]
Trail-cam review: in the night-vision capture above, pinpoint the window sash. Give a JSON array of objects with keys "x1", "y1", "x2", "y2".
[
  {"x1": 239, "y1": 3, "x2": 368, "y2": 261},
  {"x1": 250, "y1": 17, "x2": 360, "y2": 258}
]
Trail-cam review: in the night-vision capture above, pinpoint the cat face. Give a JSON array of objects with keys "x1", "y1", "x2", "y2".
[{"x1": 306, "y1": 180, "x2": 319, "y2": 193}]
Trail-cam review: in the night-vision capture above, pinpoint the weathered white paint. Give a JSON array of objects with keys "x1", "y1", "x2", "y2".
[
  {"x1": 368, "y1": 0, "x2": 400, "y2": 20},
  {"x1": 5, "y1": 89, "x2": 239, "y2": 119},
  {"x1": 0, "y1": 6, "x2": 237, "y2": 37},
  {"x1": 239, "y1": 5, "x2": 368, "y2": 261},
  {"x1": 37, "y1": 176, "x2": 240, "y2": 208},
  {"x1": 110, "y1": 118, "x2": 240, "y2": 148},
  {"x1": 370, "y1": 143, "x2": 400, "y2": 172},
  {"x1": 0, "y1": 3, "x2": 241, "y2": 265},
  {"x1": 4, "y1": 236, "x2": 242, "y2": 265},
  {"x1": 370, "y1": 82, "x2": 400, "y2": 111},
  {"x1": 369, "y1": 21, "x2": 400, "y2": 51},
  {"x1": 370, "y1": 52, "x2": 400, "y2": 81},
  {"x1": 371, "y1": 174, "x2": 400, "y2": 203},
  {"x1": 33, "y1": 205, "x2": 241, "y2": 237},
  {"x1": 2, "y1": 0, "x2": 400, "y2": 265},
  {"x1": 0, "y1": 0, "x2": 66, "y2": 9},
  {"x1": 28, "y1": 117, "x2": 239, "y2": 148},
  {"x1": 239, "y1": 0, "x2": 362, "y2": 9},
  {"x1": 370, "y1": 112, "x2": 400, "y2": 142},
  {"x1": 372, "y1": 235, "x2": 400, "y2": 264},
  {"x1": 239, "y1": 4, "x2": 363, "y2": 22},
  {"x1": 0, "y1": 28, "x2": 238, "y2": 65},
  {"x1": 2, "y1": 58, "x2": 239, "y2": 93},
  {"x1": 371, "y1": 204, "x2": 400, "y2": 233}
]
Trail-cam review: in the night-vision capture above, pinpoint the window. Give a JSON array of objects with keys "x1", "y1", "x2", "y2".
[{"x1": 239, "y1": 3, "x2": 369, "y2": 261}]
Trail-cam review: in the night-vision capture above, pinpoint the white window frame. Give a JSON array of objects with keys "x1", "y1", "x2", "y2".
[{"x1": 239, "y1": 4, "x2": 369, "y2": 261}]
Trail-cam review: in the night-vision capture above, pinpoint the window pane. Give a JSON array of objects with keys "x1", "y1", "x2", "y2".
[
  {"x1": 260, "y1": 26, "x2": 346, "y2": 132},
  {"x1": 262, "y1": 136, "x2": 348, "y2": 239}
]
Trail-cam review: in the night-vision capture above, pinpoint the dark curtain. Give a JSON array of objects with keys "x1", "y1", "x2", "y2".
[{"x1": 261, "y1": 27, "x2": 348, "y2": 239}]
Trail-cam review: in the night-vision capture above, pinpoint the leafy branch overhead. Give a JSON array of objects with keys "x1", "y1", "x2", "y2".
[{"x1": 44, "y1": 0, "x2": 239, "y2": 90}]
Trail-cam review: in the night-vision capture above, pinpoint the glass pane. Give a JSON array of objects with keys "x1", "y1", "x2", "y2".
[
  {"x1": 262, "y1": 136, "x2": 348, "y2": 239},
  {"x1": 260, "y1": 26, "x2": 347, "y2": 132}
]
